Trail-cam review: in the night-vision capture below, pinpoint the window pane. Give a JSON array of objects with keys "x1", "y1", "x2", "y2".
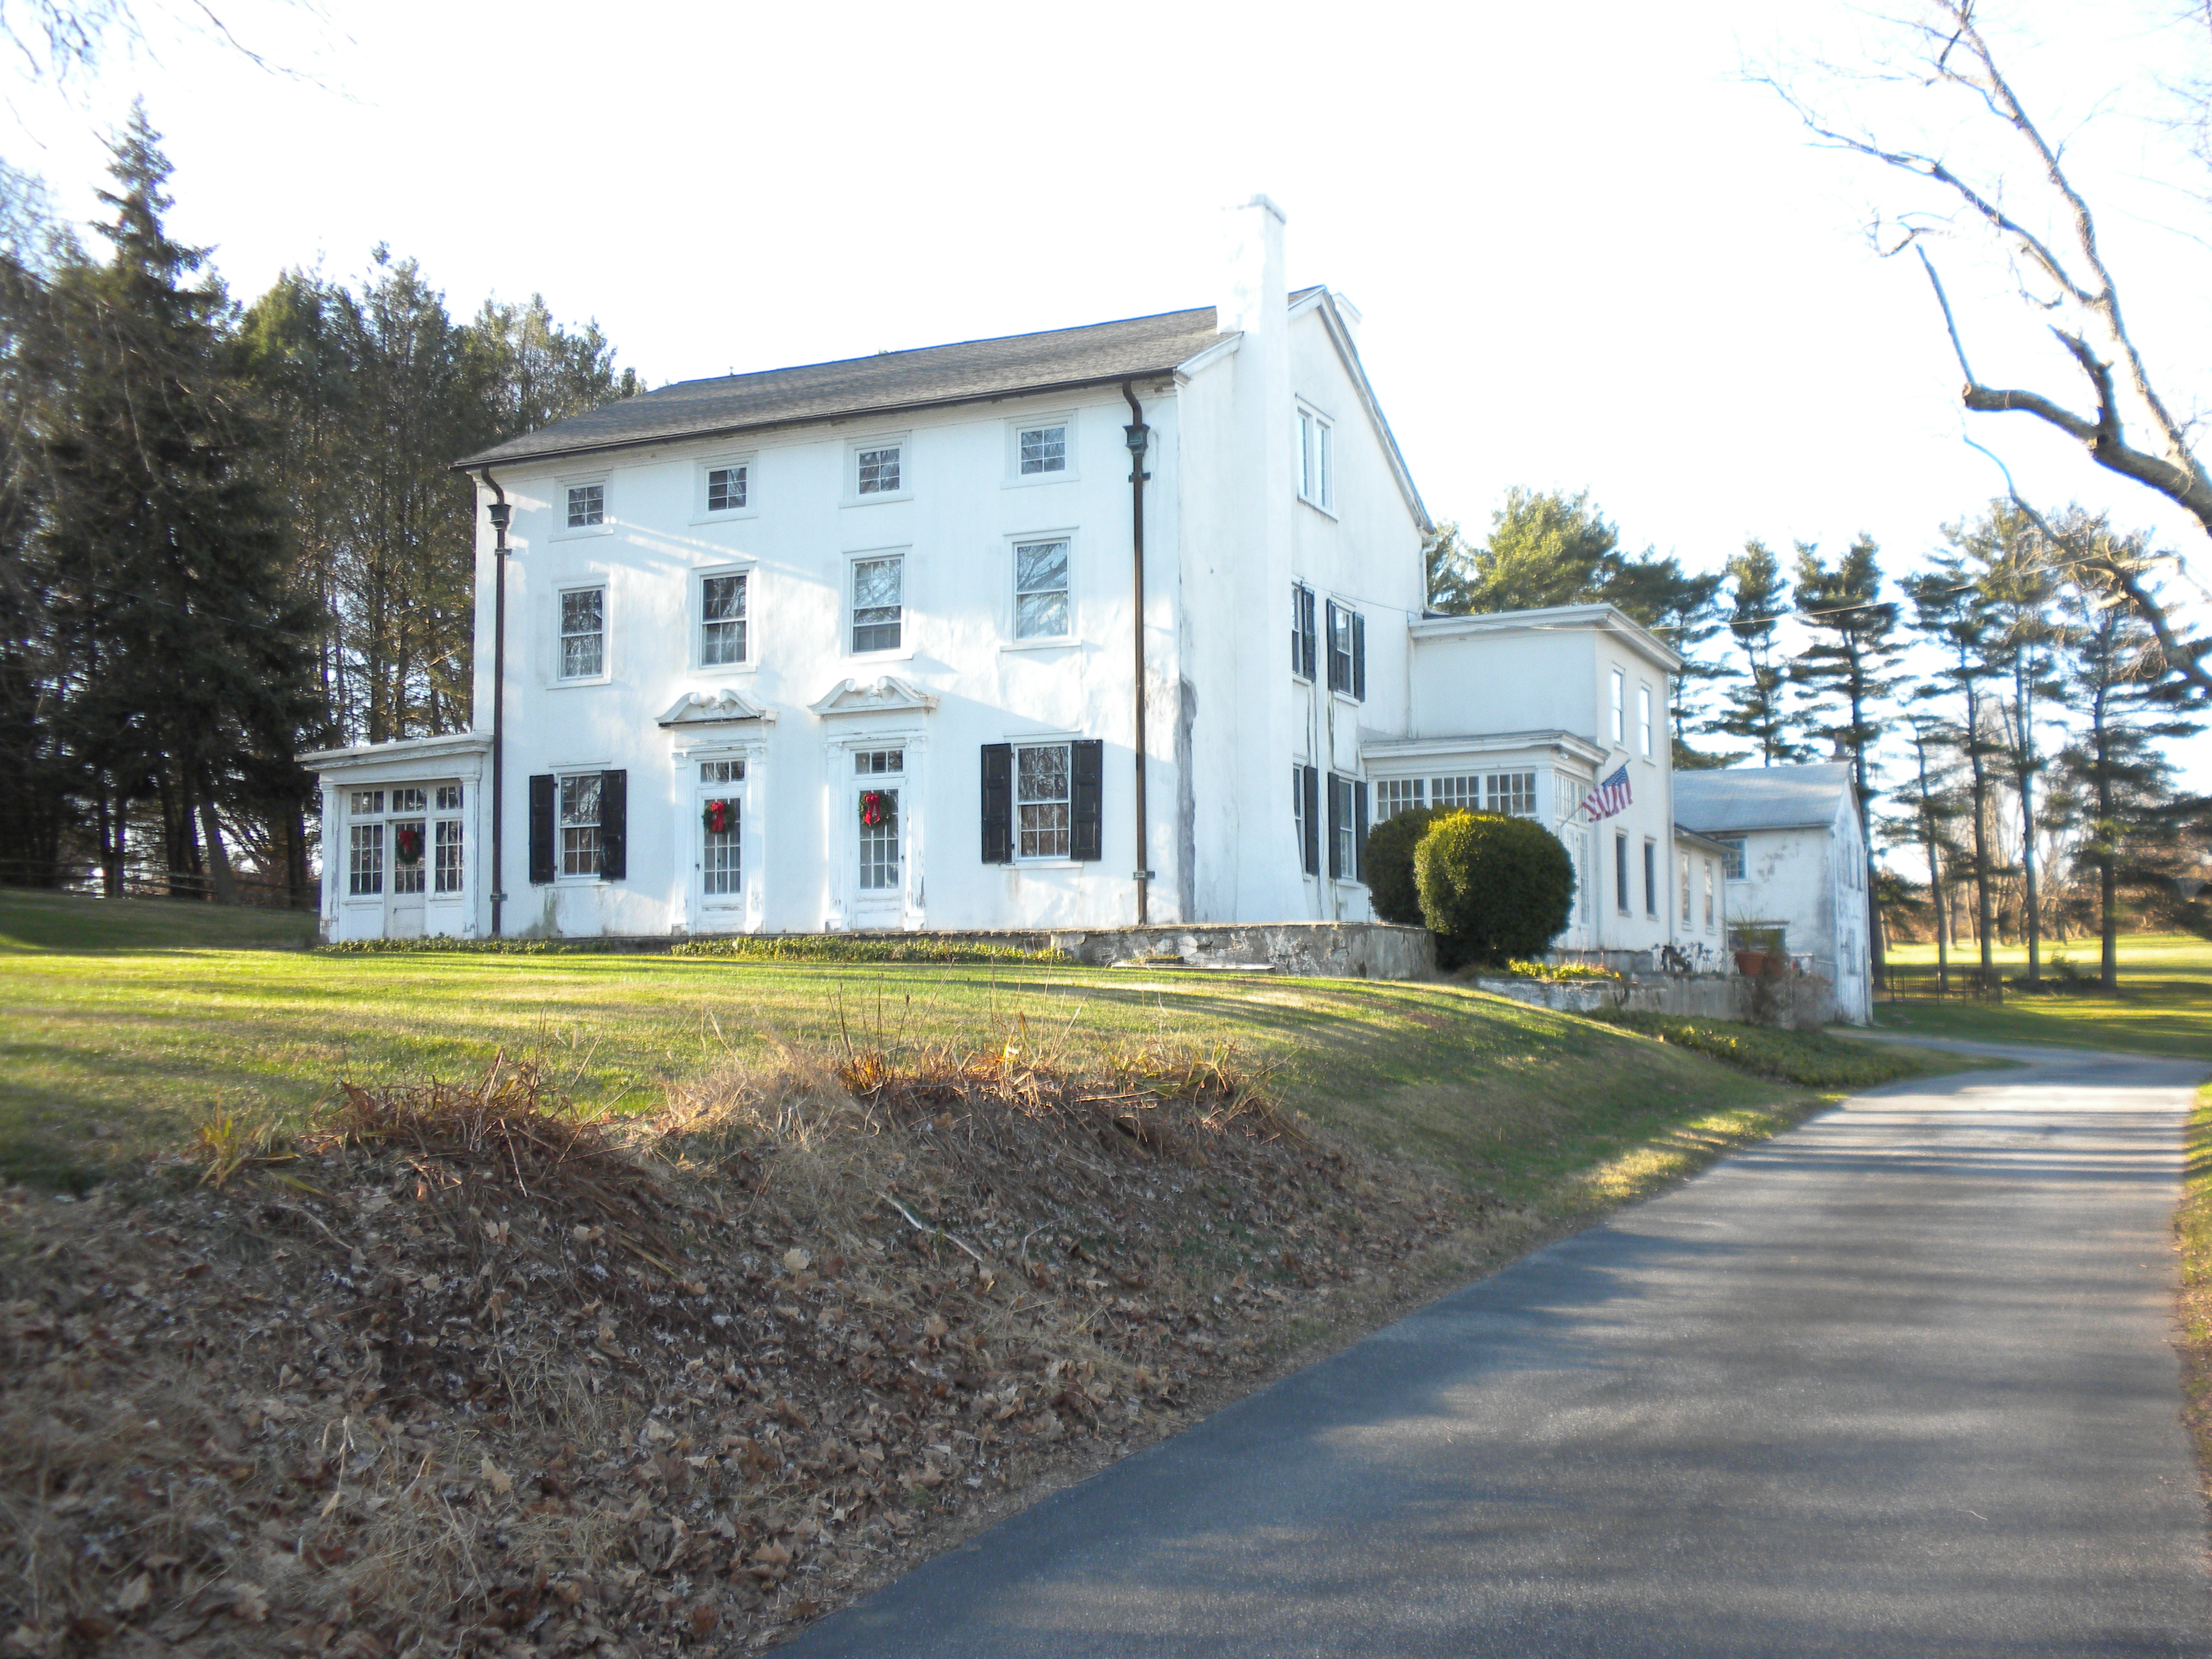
[
  {"x1": 1018, "y1": 744, "x2": 1072, "y2": 859},
  {"x1": 435, "y1": 785, "x2": 463, "y2": 811},
  {"x1": 1019, "y1": 425, "x2": 1066, "y2": 474},
  {"x1": 853, "y1": 557, "x2": 902, "y2": 651},
  {"x1": 854, "y1": 749, "x2": 904, "y2": 774},
  {"x1": 561, "y1": 588, "x2": 604, "y2": 678},
  {"x1": 348, "y1": 823, "x2": 383, "y2": 896},
  {"x1": 567, "y1": 483, "x2": 604, "y2": 528},
  {"x1": 1432, "y1": 775, "x2": 1477, "y2": 811},
  {"x1": 707, "y1": 465, "x2": 748, "y2": 513},
  {"x1": 435, "y1": 819, "x2": 465, "y2": 894},
  {"x1": 702, "y1": 573, "x2": 748, "y2": 665},
  {"x1": 349, "y1": 790, "x2": 384, "y2": 816},
  {"x1": 1014, "y1": 540, "x2": 1070, "y2": 639},
  {"x1": 857, "y1": 446, "x2": 901, "y2": 494}
]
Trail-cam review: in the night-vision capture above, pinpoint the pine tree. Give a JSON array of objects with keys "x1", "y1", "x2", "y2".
[
  {"x1": 1907, "y1": 556, "x2": 2006, "y2": 994},
  {"x1": 1791, "y1": 533, "x2": 1901, "y2": 987},
  {"x1": 40, "y1": 106, "x2": 317, "y2": 898},
  {"x1": 1713, "y1": 539, "x2": 1803, "y2": 765}
]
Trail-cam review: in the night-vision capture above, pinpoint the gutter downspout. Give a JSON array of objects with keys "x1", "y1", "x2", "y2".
[
  {"x1": 478, "y1": 468, "x2": 512, "y2": 937},
  {"x1": 1123, "y1": 383, "x2": 1151, "y2": 926}
]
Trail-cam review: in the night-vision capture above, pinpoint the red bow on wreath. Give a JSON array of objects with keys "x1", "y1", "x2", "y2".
[
  {"x1": 394, "y1": 825, "x2": 424, "y2": 864},
  {"x1": 859, "y1": 789, "x2": 891, "y2": 828},
  {"x1": 702, "y1": 799, "x2": 734, "y2": 836}
]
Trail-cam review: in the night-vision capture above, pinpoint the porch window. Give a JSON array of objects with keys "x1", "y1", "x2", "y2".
[
  {"x1": 435, "y1": 785, "x2": 463, "y2": 810},
  {"x1": 349, "y1": 790, "x2": 384, "y2": 816},
  {"x1": 1484, "y1": 772, "x2": 1536, "y2": 816},
  {"x1": 435, "y1": 819, "x2": 464, "y2": 894},
  {"x1": 1015, "y1": 743, "x2": 1071, "y2": 858},
  {"x1": 560, "y1": 587, "x2": 605, "y2": 679},
  {"x1": 348, "y1": 823, "x2": 383, "y2": 896},
  {"x1": 1375, "y1": 778, "x2": 1425, "y2": 820},
  {"x1": 1704, "y1": 859, "x2": 1715, "y2": 929},
  {"x1": 1681, "y1": 852, "x2": 1692, "y2": 923},
  {"x1": 1432, "y1": 775, "x2": 1477, "y2": 811},
  {"x1": 390, "y1": 787, "x2": 427, "y2": 812},
  {"x1": 559, "y1": 773, "x2": 602, "y2": 877}
]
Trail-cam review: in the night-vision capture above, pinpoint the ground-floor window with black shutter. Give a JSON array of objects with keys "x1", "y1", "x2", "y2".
[
  {"x1": 1615, "y1": 831, "x2": 1630, "y2": 913},
  {"x1": 983, "y1": 740, "x2": 1101, "y2": 863},
  {"x1": 529, "y1": 770, "x2": 625, "y2": 881},
  {"x1": 1301, "y1": 765, "x2": 1321, "y2": 877},
  {"x1": 1326, "y1": 773, "x2": 1366, "y2": 881}
]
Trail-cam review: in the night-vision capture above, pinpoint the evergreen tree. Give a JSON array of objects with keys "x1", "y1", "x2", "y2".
[
  {"x1": 1713, "y1": 539, "x2": 1803, "y2": 765},
  {"x1": 39, "y1": 107, "x2": 317, "y2": 898},
  {"x1": 1907, "y1": 555, "x2": 2006, "y2": 994},
  {"x1": 1791, "y1": 533, "x2": 1901, "y2": 987}
]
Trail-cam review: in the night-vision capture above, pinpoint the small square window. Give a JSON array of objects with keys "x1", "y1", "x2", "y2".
[
  {"x1": 390, "y1": 787, "x2": 427, "y2": 813},
  {"x1": 857, "y1": 445, "x2": 902, "y2": 495},
  {"x1": 560, "y1": 587, "x2": 605, "y2": 679},
  {"x1": 852, "y1": 556, "x2": 903, "y2": 653},
  {"x1": 435, "y1": 785, "x2": 463, "y2": 811},
  {"x1": 566, "y1": 483, "x2": 604, "y2": 529},
  {"x1": 1014, "y1": 539, "x2": 1070, "y2": 639},
  {"x1": 349, "y1": 790, "x2": 385, "y2": 817},
  {"x1": 701, "y1": 572, "x2": 748, "y2": 666},
  {"x1": 707, "y1": 464, "x2": 748, "y2": 514},
  {"x1": 1019, "y1": 425, "x2": 1066, "y2": 475}
]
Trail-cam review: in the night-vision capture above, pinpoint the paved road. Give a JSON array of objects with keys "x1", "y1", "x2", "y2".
[{"x1": 780, "y1": 1043, "x2": 2211, "y2": 1657}]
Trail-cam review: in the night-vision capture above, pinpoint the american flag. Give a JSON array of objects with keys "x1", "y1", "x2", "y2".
[{"x1": 1580, "y1": 764, "x2": 1631, "y2": 822}]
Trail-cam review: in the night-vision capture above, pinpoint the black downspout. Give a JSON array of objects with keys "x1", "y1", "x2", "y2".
[
  {"x1": 478, "y1": 468, "x2": 511, "y2": 937},
  {"x1": 1123, "y1": 382, "x2": 1151, "y2": 926}
]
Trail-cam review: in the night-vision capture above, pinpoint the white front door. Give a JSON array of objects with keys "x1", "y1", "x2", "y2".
[
  {"x1": 692, "y1": 758, "x2": 746, "y2": 929},
  {"x1": 387, "y1": 818, "x2": 427, "y2": 938},
  {"x1": 852, "y1": 749, "x2": 905, "y2": 927}
]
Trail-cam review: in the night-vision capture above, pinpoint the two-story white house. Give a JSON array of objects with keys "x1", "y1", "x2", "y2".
[{"x1": 302, "y1": 199, "x2": 1718, "y2": 961}]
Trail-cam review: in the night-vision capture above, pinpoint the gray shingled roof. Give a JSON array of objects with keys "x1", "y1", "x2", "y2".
[
  {"x1": 454, "y1": 301, "x2": 1260, "y2": 470},
  {"x1": 1673, "y1": 763, "x2": 1856, "y2": 834}
]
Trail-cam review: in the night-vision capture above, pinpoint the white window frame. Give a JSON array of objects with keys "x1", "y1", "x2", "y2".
[
  {"x1": 693, "y1": 452, "x2": 759, "y2": 523},
  {"x1": 846, "y1": 547, "x2": 910, "y2": 659},
  {"x1": 1005, "y1": 530, "x2": 1074, "y2": 646},
  {"x1": 1639, "y1": 683, "x2": 1654, "y2": 758},
  {"x1": 556, "y1": 770, "x2": 605, "y2": 882},
  {"x1": 1375, "y1": 778, "x2": 1426, "y2": 820},
  {"x1": 695, "y1": 563, "x2": 755, "y2": 671},
  {"x1": 846, "y1": 433, "x2": 912, "y2": 504},
  {"x1": 1717, "y1": 836, "x2": 1746, "y2": 881},
  {"x1": 1296, "y1": 403, "x2": 1335, "y2": 514},
  {"x1": 1013, "y1": 740, "x2": 1074, "y2": 862},
  {"x1": 434, "y1": 817, "x2": 465, "y2": 896},
  {"x1": 1006, "y1": 412, "x2": 1077, "y2": 486},
  {"x1": 555, "y1": 582, "x2": 609, "y2": 684},
  {"x1": 1705, "y1": 859, "x2": 1716, "y2": 930},
  {"x1": 552, "y1": 471, "x2": 613, "y2": 540},
  {"x1": 1610, "y1": 668, "x2": 1625, "y2": 745}
]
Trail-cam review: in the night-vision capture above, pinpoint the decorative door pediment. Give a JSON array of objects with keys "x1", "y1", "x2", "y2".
[
  {"x1": 658, "y1": 688, "x2": 779, "y2": 728},
  {"x1": 807, "y1": 676, "x2": 939, "y2": 718}
]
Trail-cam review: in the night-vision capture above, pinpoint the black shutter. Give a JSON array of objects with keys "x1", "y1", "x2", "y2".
[
  {"x1": 1351, "y1": 612, "x2": 1367, "y2": 702},
  {"x1": 1326, "y1": 774, "x2": 1343, "y2": 879},
  {"x1": 598, "y1": 769, "x2": 627, "y2": 880},
  {"x1": 1323, "y1": 600, "x2": 1342, "y2": 692},
  {"x1": 528, "y1": 774, "x2": 556, "y2": 885},
  {"x1": 1070, "y1": 739, "x2": 1104, "y2": 861},
  {"x1": 1302, "y1": 765, "x2": 1320, "y2": 876},
  {"x1": 981, "y1": 744, "x2": 1013, "y2": 864},
  {"x1": 1290, "y1": 586, "x2": 1302, "y2": 675},
  {"x1": 1354, "y1": 780, "x2": 1369, "y2": 883},
  {"x1": 1297, "y1": 586, "x2": 1318, "y2": 680}
]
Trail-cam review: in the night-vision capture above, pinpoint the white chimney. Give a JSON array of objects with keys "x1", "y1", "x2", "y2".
[{"x1": 1218, "y1": 194, "x2": 1287, "y2": 336}]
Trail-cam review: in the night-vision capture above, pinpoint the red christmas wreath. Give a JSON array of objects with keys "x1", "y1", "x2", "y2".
[
  {"x1": 393, "y1": 825, "x2": 425, "y2": 865},
  {"x1": 859, "y1": 789, "x2": 892, "y2": 827},
  {"x1": 702, "y1": 799, "x2": 735, "y2": 836}
]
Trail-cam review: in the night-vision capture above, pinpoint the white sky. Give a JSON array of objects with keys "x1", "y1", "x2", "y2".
[{"x1": 7, "y1": 0, "x2": 2211, "y2": 797}]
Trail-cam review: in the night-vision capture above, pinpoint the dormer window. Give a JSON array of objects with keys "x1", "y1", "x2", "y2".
[
  {"x1": 857, "y1": 445, "x2": 902, "y2": 495},
  {"x1": 566, "y1": 482, "x2": 604, "y2": 529},
  {"x1": 1019, "y1": 424, "x2": 1066, "y2": 475}
]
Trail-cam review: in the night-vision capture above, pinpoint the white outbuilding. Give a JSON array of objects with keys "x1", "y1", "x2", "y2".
[{"x1": 1672, "y1": 763, "x2": 1873, "y2": 1024}]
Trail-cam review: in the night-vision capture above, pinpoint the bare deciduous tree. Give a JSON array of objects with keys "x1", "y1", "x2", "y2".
[{"x1": 1763, "y1": 2, "x2": 2212, "y2": 697}]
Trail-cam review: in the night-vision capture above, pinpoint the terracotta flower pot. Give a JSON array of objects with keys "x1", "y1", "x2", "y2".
[{"x1": 1734, "y1": 949, "x2": 1768, "y2": 977}]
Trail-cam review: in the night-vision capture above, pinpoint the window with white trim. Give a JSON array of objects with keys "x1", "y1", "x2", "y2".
[
  {"x1": 1018, "y1": 423, "x2": 1066, "y2": 475},
  {"x1": 1615, "y1": 832, "x2": 1630, "y2": 912},
  {"x1": 435, "y1": 785, "x2": 463, "y2": 811},
  {"x1": 1292, "y1": 766, "x2": 1307, "y2": 867},
  {"x1": 1432, "y1": 775, "x2": 1478, "y2": 811},
  {"x1": 852, "y1": 556, "x2": 903, "y2": 652},
  {"x1": 559, "y1": 773, "x2": 602, "y2": 878},
  {"x1": 1485, "y1": 773, "x2": 1537, "y2": 816},
  {"x1": 700, "y1": 759, "x2": 745, "y2": 784},
  {"x1": 560, "y1": 587, "x2": 605, "y2": 679},
  {"x1": 391, "y1": 816, "x2": 426, "y2": 895},
  {"x1": 1639, "y1": 684, "x2": 1653, "y2": 758},
  {"x1": 350, "y1": 790, "x2": 385, "y2": 816},
  {"x1": 435, "y1": 819, "x2": 465, "y2": 894},
  {"x1": 707, "y1": 463, "x2": 748, "y2": 514},
  {"x1": 391, "y1": 787, "x2": 427, "y2": 813},
  {"x1": 566, "y1": 482, "x2": 604, "y2": 529},
  {"x1": 856, "y1": 444, "x2": 902, "y2": 495},
  {"x1": 1013, "y1": 539, "x2": 1070, "y2": 639},
  {"x1": 348, "y1": 823, "x2": 383, "y2": 896},
  {"x1": 1376, "y1": 778, "x2": 1426, "y2": 820},
  {"x1": 1291, "y1": 583, "x2": 1317, "y2": 680},
  {"x1": 1297, "y1": 406, "x2": 1333, "y2": 510},
  {"x1": 701, "y1": 572, "x2": 748, "y2": 666},
  {"x1": 1015, "y1": 743, "x2": 1072, "y2": 859},
  {"x1": 1644, "y1": 838, "x2": 1658, "y2": 916},
  {"x1": 1681, "y1": 852, "x2": 1693, "y2": 922},
  {"x1": 1716, "y1": 836, "x2": 1746, "y2": 881},
  {"x1": 1704, "y1": 859, "x2": 1715, "y2": 928},
  {"x1": 1610, "y1": 669, "x2": 1625, "y2": 745}
]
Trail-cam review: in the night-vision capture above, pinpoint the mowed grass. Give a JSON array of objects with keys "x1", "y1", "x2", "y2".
[
  {"x1": 0, "y1": 890, "x2": 1954, "y2": 1218},
  {"x1": 1879, "y1": 932, "x2": 2212, "y2": 1061}
]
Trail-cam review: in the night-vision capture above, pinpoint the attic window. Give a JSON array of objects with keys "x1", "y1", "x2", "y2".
[
  {"x1": 1019, "y1": 424, "x2": 1066, "y2": 475},
  {"x1": 566, "y1": 482, "x2": 604, "y2": 529},
  {"x1": 857, "y1": 445, "x2": 902, "y2": 495},
  {"x1": 707, "y1": 464, "x2": 748, "y2": 513}
]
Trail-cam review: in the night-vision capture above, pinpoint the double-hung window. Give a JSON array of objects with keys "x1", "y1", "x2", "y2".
[
  {"x1": 1015, "y1": 743, "x2": 1072, "y2": 858},
  {"x1": 701, "y1": 572, "x2": 748, "y2": 666},
  {"x1": 1615, "y1": 832, "x2": 1630, "y2": 913},
  {"x1": 1704, "y1": 860, "x2": 1715, "y2": 928},
  {"x1": 1013, "y1": 540, "x2": 1070, "y2": 639},
  {"x1": 1610, "y1": 669, "x2": 1625, "y2": 745},
  {"x1": 852, "y1": 555, "x2": 903, "y2": 653},
  {"x1": 1639, "y1": 684, "x2": 1653, "y2": 757},
  {"x1": 1297, "y1": 406, "x2": 1334, "y2": 510},
  {"x1": 1643, "y1": 839, "x2": 1658, "y2": 916},
  {"x1": 1292, "y1": 583, "x2": 1317, "y2": 679},
  {"x1": 566, "y1": 482, "x2": 604, "y2": 530},
  {"x1": 559, "y1": 587, "x2": 605, "y2": 679},
  {"x1": 1326, "y1": 773, "x2": 1367, "y2": 882},
  {"x1": 1018, "y1": 423, "x2": 1066, "y2": 476},
  {"x1": 856, "y1": 444, "x2": 902, "y2": 496},
  {"x1": 1324, "y1": 599, "x2": 1366, "y2": 700},
  {"x1": 559, "y1": 774, "x2": 602, "y2": 877},
  {"x1": 1681, "y1": 852, "x2": 1693, "y2": 923}
]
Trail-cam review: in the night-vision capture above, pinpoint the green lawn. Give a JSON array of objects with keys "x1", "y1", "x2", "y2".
[
  {"x1": 0, "y1": 890, "x2": 1928, "y2": 1212},
  {"x1": 1878, "y1": 932, "x2": 2212, "y2": 1061}
]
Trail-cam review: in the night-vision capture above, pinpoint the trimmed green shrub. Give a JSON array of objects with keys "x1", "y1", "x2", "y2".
[
  {"x1": 1413, "y1": 810, "x2": 1576, "y2": 967},
  {"x1": 1362, "y1": 805, "x2": 1447, "y2": 927}
]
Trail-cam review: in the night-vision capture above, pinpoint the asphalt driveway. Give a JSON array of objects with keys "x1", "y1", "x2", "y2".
[{"x1": 777, "y1": 1042, "x2": 2211, "y2": 1658}]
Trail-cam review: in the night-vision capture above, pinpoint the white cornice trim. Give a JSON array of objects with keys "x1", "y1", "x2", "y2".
[
  {"x1": 1362, "y1": 729, "x2": 1607, "y2": 768},
  {"x1": 808, "y1": 676, "x2": 941, "y2": 718},
  {"x1": 657, "y1": 687, "x2": 779, "y2": 727},
  {"x1": 1408, "y1": 603, "x2": 1685, "y2": 673},
  {"x1": 301, "y1": 732, "x2": 492, "y2": 770}
]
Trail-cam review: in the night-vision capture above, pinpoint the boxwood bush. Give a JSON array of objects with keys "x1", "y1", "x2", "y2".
[
  {"x1": 1413, "y1": 810, "x2": 1576, "y2": 967},
  {"x1": 1362, "y1": 805, "x2": 1447, "y2": 927}
]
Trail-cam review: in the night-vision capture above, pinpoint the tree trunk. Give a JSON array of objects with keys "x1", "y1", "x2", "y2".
[
  {"x1": 196, "y1": 779, "x2": 239, "y2": 905},
  {"x1": 1965, "y1": 681, "x2": 1999, "y2": 1000}
]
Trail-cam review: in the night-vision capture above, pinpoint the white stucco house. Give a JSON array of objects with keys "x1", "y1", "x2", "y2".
[
  {"x1": 1673, "y1": 763, "x2": 1872, "y2": 1024},
  {"x1": 302, "y1": 199, "x2": 1724, "y2": 964}
]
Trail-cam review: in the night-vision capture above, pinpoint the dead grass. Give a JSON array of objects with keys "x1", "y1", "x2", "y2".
[{"x1": 0, "y1": 1034, "x2": 1469, "y2": 1657}]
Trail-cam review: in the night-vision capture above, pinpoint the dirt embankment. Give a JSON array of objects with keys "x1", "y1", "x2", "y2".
[{"x1": 1, "y1": 1043, "x2": 1473, "y2": 1657}]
